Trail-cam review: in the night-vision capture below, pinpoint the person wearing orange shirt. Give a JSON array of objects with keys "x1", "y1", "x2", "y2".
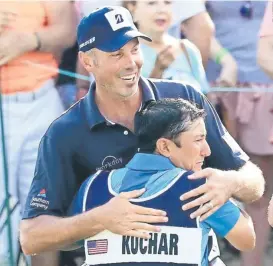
[{"x1": 0, "y1": 1, "x2": 76, "y2": 266}]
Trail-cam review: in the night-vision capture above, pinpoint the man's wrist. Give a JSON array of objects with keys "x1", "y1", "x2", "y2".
[
  {"x1": 215, "y1": 48, "x2": 229, "y2": 65},
  {"x1": 68, "y1": 207, "x2": 105, "y2": 241},
  {"x1": 225, "y1": 170, "x2": 243, "y2": 196},
  {"x1": 88, "y1": 205, "x2": 106, "y2": 232},
  {"x1": 221, "y1": 53, "x2": 237, "y2": 69}
]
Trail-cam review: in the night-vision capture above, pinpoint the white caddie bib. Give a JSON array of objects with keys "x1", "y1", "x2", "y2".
[{"x1": 85, "y1": 226, "x2": 202, "y2": 265}]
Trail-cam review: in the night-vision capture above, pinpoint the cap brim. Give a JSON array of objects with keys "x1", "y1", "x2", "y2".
[{"x1": 96, "y1": 29, "x2": 152, "y2": 52}]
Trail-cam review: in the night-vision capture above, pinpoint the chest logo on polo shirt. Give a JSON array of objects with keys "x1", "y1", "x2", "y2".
[{"x1": 96, "y1": 156, "x2": 123, "y2": 171}]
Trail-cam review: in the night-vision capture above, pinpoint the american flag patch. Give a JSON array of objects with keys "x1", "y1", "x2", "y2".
[{"x1": 87, "y1": 239, "x2": 108, "y2": 255}]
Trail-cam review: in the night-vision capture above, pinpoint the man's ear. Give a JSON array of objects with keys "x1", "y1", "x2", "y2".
[
  {"x1": 78, "y1": 51, "x2": 93, "y2": 73},
  {"x1": 156, "y1": 138, "x2": 172, "y2": 157}
]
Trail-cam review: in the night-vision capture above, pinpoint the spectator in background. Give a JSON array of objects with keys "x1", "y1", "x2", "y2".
[
  {"x1": 209, "y1": 37, "x2": 238, "y2": 89},
  {"x1": 208, "y1": 36, "x2": 238, "y2": 135},
  {"x1": 57, "y1": 1, "x2": 92, "y2": 110},
  {"x1": 168, "y1": 0, "x2": 214, "y2": 67},
  {"x1": 0, "y1": 1, "x2": 76, "y2": 266},
  {"x1": 205, "y1": 1, "x2": 273, "y2": 266},
  {"x1": 123, "y1": 0, "x2": 214, "y2": 67},
  {"x1": 56, "y1": 42, "x2": 78, "y2": 110},
  {"x1": 123, "y1": 0, "x2": 210, "y2": 95}
]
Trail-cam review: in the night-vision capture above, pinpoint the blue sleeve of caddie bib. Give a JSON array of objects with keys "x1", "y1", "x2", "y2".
[
  {"x1": 203, "y1": 200, "x2": 240, "y2": 238},
  {"x1": 67, "y1": 176, "x2": 93, "y2": 217}
]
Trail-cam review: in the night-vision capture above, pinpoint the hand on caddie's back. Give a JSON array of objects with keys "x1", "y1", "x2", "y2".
[
  {"x1": 98, "y1": 188, "x2": 168, "y2": 239},
  {"x1": 180, "y1": 168, "x2": 237, "y2": 221}
]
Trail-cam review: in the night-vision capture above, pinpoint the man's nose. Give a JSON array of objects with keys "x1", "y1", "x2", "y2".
[
  {"x1": 124, "y1": 53, "x2": 137, "y2": 68},
  {"x1": 201, "y1": 140, "x2": 211, "y2": 157}
]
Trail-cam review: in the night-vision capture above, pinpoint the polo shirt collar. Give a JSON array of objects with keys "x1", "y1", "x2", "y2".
[
  {"x1": 82, "y1": 77, "x2": 156, "y2": 129},
  {"x1": 126, "y1": 153, "x2": 175, "y2": 171}
]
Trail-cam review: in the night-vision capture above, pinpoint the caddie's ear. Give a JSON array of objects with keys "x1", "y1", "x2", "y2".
[{"x1": 155, "y1": 138, "x2": 172, "y2": 158}]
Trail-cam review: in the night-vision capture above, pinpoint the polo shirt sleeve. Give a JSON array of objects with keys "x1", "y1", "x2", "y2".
[
  {"x1": 199, "y1": 92, "x2": 249, "y2": 170},
  {"x1": 22, "y1": 134, "x2": 78, "y2": 219},
  {"x1": 202, "y1": 200, "x2": 240, "y2": 238}
]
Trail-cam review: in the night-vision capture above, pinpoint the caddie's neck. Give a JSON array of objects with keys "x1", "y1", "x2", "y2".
[{"x1": 95, "y1": 82, "x2": 142, "y2": 132}]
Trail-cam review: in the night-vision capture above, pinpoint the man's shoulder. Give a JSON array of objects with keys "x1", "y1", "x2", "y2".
[
  {"x1": 148, "y1": 77, "x2": 196, "y2": 90},
  {"x1": 147, "y1": 78, "x2": 204, "y2": 102},
  {"x1": 44, "y1": 100, "x2": 86, "y2": 144}
]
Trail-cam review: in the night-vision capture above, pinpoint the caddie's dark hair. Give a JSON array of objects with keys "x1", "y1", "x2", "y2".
[{"x1": 134, "y1": 98, "x2": 206, "y2": 152}]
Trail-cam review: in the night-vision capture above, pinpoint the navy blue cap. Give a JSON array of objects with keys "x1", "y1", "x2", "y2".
[{"x1": 77, "y1": 6, "x2": 152, "y2": 52}]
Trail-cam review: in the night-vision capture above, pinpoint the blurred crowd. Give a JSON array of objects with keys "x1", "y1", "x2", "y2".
[{"x1": 0, "y1": 1, "x2": 272, "y2": 266}]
